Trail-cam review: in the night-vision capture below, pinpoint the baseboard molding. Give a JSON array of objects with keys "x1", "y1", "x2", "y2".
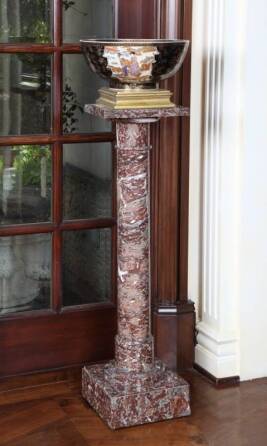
[
  {"x1": 195, "y1": 321, "x2": 239, "y2": 381},
  {"x1": 194, "y1": 363, "x2": 240, "y2": 388},
  {"x1": 0, "y1": 365, "x2": 83, "y2": 392}
]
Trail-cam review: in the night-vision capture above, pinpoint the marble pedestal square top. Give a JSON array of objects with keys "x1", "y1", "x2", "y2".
[{"x1": 84, "y1": 103, "x2": 190, "y2": 120}]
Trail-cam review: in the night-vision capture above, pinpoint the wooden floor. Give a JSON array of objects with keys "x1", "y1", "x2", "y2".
[{"x1": 0, "y1": 368, "x2": 266, "y2": 446}]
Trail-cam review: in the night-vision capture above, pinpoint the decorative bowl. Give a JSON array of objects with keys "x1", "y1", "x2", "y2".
[{"x1": 80, "y1": 39, "x2": 189, "y2": 89}]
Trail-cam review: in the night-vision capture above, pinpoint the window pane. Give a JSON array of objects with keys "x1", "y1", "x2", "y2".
[
  {"x1": 0, "y1": 146, "x2": 52, "y2": 225},
  {"x1": 0, "y1": 0, "x2": 52, "y2": 43},
  {"x1": 63, "y1": 0, "x2": 113, "y2": 43},
  {"x1": 0, "y1": 234, "x2": 51, "y2": 315},
  {"x1": 63, "y1": 54, "x2": 111, "y2": 134},
  {"x1": 0, "y1": 54, "x2": 52, "y2": 135},
  {"x1": 63, "y1": 228, "x2": 112, "y2": 306},
  {"x1": 63, "y1": 143, "x2": 112, "y2": 220}
]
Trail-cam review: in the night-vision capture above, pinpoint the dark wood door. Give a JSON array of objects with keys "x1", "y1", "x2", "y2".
[
  {"x1": 0, "y1": 0, "x2": 194, "y2": 378},
  {"x1": 0, "y1": 0, "x2": 117, "y2": 377}
]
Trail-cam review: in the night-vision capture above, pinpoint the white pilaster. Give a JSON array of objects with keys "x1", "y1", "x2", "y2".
[{"x1": 189, "y1": 0, "x2": 246, "y2": 378}]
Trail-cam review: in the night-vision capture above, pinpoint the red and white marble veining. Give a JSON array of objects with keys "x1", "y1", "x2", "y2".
[
  {"x1": 84, "y1": 103, "x2": 190, "y2": 120},
  {"x1": 116, "y1": 121, "x2": 152, "y2": 371},
  {"x1": 82, "y1": 361, "x2": 190, "y2": 430},
  {"x1": 82, "y1": 104, "x2": 191, "y2": 429}
]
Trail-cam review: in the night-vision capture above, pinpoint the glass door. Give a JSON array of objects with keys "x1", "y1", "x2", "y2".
[{"x1": 0, "y1": 0, "x2": 116, "y2": 377}]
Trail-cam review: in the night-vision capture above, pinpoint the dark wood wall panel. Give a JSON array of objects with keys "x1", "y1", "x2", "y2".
[
  {"x1": 178, "y1": 0, "x2": 193, "y2": 299},
  {"x1": 117, "y1": 0, "x2": 195, "y2": 370},
  {"x1": 115, "y1": 0, "x2": 158, "y2": 38},
  {"x1": 154, "y1": 0, "x2": 195, "y2": 370},
  {"x1": 0, "y1": 307, "x2": 116, "y2": 377},
  {"x1": 155, "y1": 0, "x2": 190, "y2": 304}
]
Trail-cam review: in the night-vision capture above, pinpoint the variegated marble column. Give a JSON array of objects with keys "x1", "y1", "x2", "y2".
[
  {"x1": 115, "y1": 120, "x2": 153, "y2": 372},
  {"x1": 82, "y1": 104, "x2": 191, "y2": 429}
]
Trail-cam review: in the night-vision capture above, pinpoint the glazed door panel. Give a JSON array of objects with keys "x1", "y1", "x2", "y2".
[{"x1": 0, "y1": 0, "x2": 116, "y2": 377}]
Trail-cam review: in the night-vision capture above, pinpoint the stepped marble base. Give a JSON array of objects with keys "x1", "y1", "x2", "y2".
[{"x1": 82, "y1": 361, "x2": 190, "y2": 429}]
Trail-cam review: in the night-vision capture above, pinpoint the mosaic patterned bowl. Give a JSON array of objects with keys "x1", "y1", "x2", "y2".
[{"x1": 80, "y1": 39, "x2": 189, "y2": 88}]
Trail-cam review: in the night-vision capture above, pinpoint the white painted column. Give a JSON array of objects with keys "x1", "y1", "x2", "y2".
[
  {"x1": 189, "y1": 0, "x2": 246, "y2": 378},
  {"x1": 239, "y1": 0, "x2": 267, "y2": 380}
]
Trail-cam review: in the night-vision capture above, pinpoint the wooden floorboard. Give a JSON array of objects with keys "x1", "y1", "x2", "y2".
[{"x1": 0, "y1": 369, "x2": 266, "y2": 445}]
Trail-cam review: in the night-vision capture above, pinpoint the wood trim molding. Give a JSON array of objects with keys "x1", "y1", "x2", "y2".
[
  {"x1": 0, "y1": 366, "x2": 82, "y2": 392},
  {"x1": 153, "y1": 301, "x2": 195, "y2": 371},
  {"x1": 194, "y1": 363, "x2": 240, "y2": 388}
]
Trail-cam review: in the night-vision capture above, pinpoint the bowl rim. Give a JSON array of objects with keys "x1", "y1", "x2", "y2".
[{"x1": 80, "y1": 38, "x2": 189, "y2": 46}]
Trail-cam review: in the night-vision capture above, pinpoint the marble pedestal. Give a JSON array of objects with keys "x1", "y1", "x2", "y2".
[{"x1": 82, "y1": 104, "x2": 191, "y2": 429}]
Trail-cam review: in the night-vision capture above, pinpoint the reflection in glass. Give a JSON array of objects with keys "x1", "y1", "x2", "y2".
[
  {"x1": 0, "y1": 54, "x2": 52, "y2": 135},
  {"x1": 63, "y1": 228, "x2": 112, "y2": 306},
  {"x1": 0, "y1": 146, "x2": 52, "y2": 225},
  {"x1": 63, "y1": 54, "x2": 110, "y2": 134},
  {"x1": 0, "y1": 234, "x2": 51, "y2": 315},
  {"x1": 63, "y1": 143, "x2": 112, "y2": 220},
  {"x1": 0, "y1": 0, "x2": 52, "y2": 43},
  {"x1": 63, "y1": 0, "x2": 113, "y2": 43}
]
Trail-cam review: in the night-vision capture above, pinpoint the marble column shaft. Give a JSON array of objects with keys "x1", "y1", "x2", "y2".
[{"x1": 116, "y1": 121, "x2": 153, "y2": 372}]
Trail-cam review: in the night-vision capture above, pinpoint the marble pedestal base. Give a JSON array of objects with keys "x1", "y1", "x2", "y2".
[
  {"x1": 82, "y1": 361, "x2": 190, "y2": 429},
  {"x1": 82, "y1": 105, "x2": 191, "y2": 430}
]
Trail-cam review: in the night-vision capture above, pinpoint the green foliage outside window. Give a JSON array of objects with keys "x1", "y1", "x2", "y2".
[
  {"x1": 63, "y1": 83, "x2": 84, "y2": 134},
  {"x1": 13, "y1": 146, "x2": 52, "y2": 188},
  {"x1": 0, "y1": 0, "x2": 51, "y2": 43}
]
